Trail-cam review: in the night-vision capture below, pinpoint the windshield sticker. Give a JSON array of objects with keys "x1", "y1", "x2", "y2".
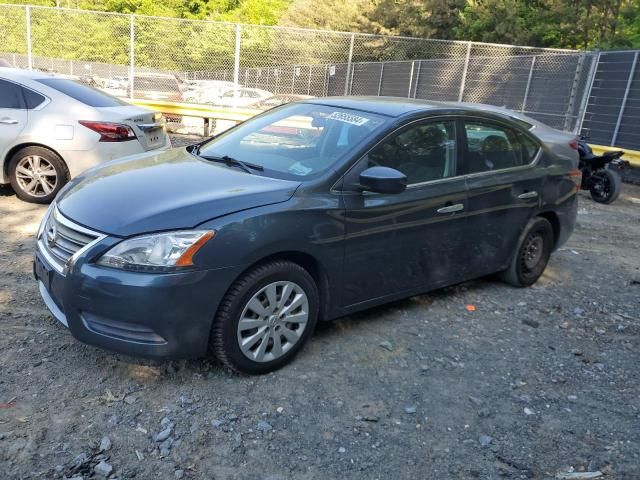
[
  {"x1": 288, "y1": 162, "x2": 313, "y2": 176},
  {"x1": 327, "y1": 112, "x2": 370, "y2": 126}
]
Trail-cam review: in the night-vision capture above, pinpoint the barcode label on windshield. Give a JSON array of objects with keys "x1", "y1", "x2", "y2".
[{"x1": 327, "y1": 112, "x2": 370, "y2": 126}]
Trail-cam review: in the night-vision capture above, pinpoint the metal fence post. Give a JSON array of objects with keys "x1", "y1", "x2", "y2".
[
  {"x1": 611, "y1": 51, "x2": 638, "y2": 146},
  {"x1": 233, "y1": 24, "x2": 241, "y2": 87},
  {"x1": 377, "y1": 63, "x2": 384, "y2": 96},
  {"x1": 413, "y1": 61, "x2": 422, "y2": 98},
  {"x1": 348, "y1": 63, "x2": 355, "y2": 95},
  {"x1": 129, "y1": 15, "x2": 134, "y2": 100},
  {"x1": 26, "y1": 5, "x2": 33, "y2": 70},
  {"x1": 521, "y1": 56, "x2": 536, "y2": 112},
  {"x1": 563, "y1": 53, "x2": 586, "y2": 131},
  {"x1": 291, "y1": 66, "x2": 296, "y2": 93},
  {"x1": 575, "y1": 52, "x2": 600, "y2": 135},
  {"x1": 407, "y1": 61, "x2": 415, "y2": 98},
  {"x1": 231, "y1": 24, "x2": 242, "y2": 106},
  {"x1": 458, "y1": 41, "x2": 472, "y2": 102},
  {"x1": 323, "y1": 64, "x2": 328, "y2": 96},
  {"x1": 344, "y1": 33, "x2": 355, "y2": 95}
]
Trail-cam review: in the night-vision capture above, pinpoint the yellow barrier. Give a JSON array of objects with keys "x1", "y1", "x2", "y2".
[
  {"x1": 129, "y1": 99, "x2": 258, "y2": 121},
  {"x1": 128, "y1": 99, "x2": 318, "y2": 133},
  {"x1": 128, "y1": 99, "x2": 640, "y2": 168},
  {"x1": 590, "y1": 145, "x2": 640, "y2": 167},
  {"x1": 128, "y1": 99, "x2": 259, "y2": 135}
]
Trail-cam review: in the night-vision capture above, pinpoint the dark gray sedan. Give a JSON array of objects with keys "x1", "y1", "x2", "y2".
[{"x1": 34, "y1": 97, "x2": 580, "y2": 374}]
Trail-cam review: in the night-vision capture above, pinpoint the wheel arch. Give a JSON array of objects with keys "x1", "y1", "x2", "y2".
[
  {"x1": 536, "y1": 211, "x2": 560, "y2": 248},
  {"x1": 231, "y1": 251, "x2": 332, "y2": 321},
  {"x1": 2, "y1": 142, "x2": 67, "y2": 183}
]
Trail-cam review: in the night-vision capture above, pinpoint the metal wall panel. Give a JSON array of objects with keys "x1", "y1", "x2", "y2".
[{"x1": 580, "y1": 51, "x2": 638, "y2": 148}]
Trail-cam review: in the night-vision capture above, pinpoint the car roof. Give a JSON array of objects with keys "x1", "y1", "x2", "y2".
[
  {"x1": 303, "y1": 96, "x2": 542, "y2": 125},
  {"x1": 301, "y1": 96, "x2": 577, "y2": 148},
  {"x1": 303, "y1": 96, "x2": 458, "y2": 117},
  {"x1": 0, "y1": 67, "x2": 53, "y2": 82}
]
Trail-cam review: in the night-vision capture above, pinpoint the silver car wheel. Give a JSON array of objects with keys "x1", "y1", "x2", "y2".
[
  {"x1": 15, "y1": 155, "x2": 58, "y2": 197},
  {"x1": 237, "y1": 281, "x2": 309, "y2": 363}
]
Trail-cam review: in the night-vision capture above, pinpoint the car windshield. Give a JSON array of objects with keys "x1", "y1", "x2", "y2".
[{"x1": 198, "y1": 103, "x2": 388, "y2": 180}]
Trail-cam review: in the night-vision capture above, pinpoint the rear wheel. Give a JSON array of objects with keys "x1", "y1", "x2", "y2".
[
  {"x1": 8, "y1": 146, "x2": 69, "y2": 204},
  {"x1": 589, "y1": 169, "x2": 621, "y2": 204},
  {"x1": 501, "y1": 217, "x2": 553, "y2": 287},
  {"x1": 210, "y1": 261, "x2": 319, "y2": 374}
]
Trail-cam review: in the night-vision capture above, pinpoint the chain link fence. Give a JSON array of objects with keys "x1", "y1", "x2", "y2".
[{"x1": 0, "y1": 3, "x2": 623, "y2": 142}]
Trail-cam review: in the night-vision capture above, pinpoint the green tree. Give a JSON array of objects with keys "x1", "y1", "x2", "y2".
[
  {"x1": 369, "y1": 0, "x2": 467, "y2": 39},
  {"x1": 278, "y1": 0, "x2": 379, "y2": 33}
]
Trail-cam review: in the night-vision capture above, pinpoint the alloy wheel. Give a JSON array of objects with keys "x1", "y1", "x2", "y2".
[
  {"x1": 237, "y1": 281, "x2": 309, "y2": 363},
  {"x1": 15, "y1": 155, "x2": 58, "y2": 197}
]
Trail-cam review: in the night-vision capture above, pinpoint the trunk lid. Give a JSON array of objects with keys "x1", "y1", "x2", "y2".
[{"x1": 98, "y1": 105, "x2": 167, "y2": 151}]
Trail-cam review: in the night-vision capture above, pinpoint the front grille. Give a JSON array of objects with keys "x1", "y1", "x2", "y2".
[{"x1": 38, "y1": 207, "x2": 100, "y2": 273}]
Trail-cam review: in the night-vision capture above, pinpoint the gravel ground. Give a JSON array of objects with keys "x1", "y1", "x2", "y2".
[{"x1": 1, "y1": 179, "x2": 639, "y2": 480}]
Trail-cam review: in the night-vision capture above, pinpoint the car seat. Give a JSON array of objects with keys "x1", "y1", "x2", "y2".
[
  {"x1": 481, "y1": 135, "x2": 515, "y2": 170},
  {"x1": 397, "y1": 126, "x2": 448, "y2": 183}
]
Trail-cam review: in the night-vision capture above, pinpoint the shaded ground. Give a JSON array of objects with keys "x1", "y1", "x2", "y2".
[{"x1": 0, "y1": 181, "x2": 639, "y2": 480}]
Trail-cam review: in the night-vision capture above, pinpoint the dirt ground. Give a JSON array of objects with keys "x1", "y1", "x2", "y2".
[{"x1": 1, "y1": 180, "x2": 639, "y2": 480}]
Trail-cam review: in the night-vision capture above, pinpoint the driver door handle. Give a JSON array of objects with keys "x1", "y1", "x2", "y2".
[
  {"x1": 517, "y1": 191, "x2": 538, "y2": 199},
  {"x1": 0, "y1": 118, "x2": 19, "y2": 125},
  {"x1": 437, "y1": 203, "x2": 464, "y2": 214}
]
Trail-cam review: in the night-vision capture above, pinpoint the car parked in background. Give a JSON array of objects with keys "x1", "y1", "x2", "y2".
[
  {"x1": 0, "y1": 67, "x2": 170, "y2": 203},
  {"x1": 129, "y1": 72, "x2": 184, "y2": 102},
  {"x1": 248, "y1": 94, "x2": 313, "y2": 110},
  {"x1": 97, "y1": 75, "x2": 129, "y2": 98},
  {"x1": 183, "y1": 80, "x2": 237, "y2": 105},
  {"x1": 34, "y1": 97, "x2": 580, "y2": 373},
  {"x1": 213, "y1": 87, "x2": 272, "y2": 108}
]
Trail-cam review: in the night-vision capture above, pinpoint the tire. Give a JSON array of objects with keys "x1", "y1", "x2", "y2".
[
  {"x1": 589, "y1": 169, "x2": 621, "y2": 204},
  {"x1": 501, "y1": 217, "x2": 554, "y2": 288},
  {"x1": 210, "y1": 261, "x2": 319, "y2": 374},
  {"x1": 8, "y1": 146, "x2": 69, "y2": 204}
]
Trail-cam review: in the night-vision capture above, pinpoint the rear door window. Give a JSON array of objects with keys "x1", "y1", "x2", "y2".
[
  {"x1": 23, "y1": 88, "x2": 46, "y2": 109},
  {"x1": 0, "y1": 79, "x2": 24, "y2": 109},
  {"x1": 516, "y1": 131, "x2": 541, "y2": 163},
  {"x1": 36, "y1": 78, "x2": 128, "y2": 107},
  {"x1": 464, "y1": 120, "x2": 537, "y2": 173}
]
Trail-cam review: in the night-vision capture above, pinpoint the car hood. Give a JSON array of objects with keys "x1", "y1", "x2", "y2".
[{"x1": 57, "y1": 148, "x2": 301, "y2": 237}]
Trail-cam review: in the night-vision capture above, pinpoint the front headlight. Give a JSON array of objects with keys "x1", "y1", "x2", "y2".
[
  {"x1": 97, "y1": 230, "x2": 214, "y2": 272},
  {"x1": 37, "y1": 202, "x2": 56, "y2": 240}
]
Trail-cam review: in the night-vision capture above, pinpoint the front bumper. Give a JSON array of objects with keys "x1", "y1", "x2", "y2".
[{"x1": 34, "y1": 241, "x2": 242, "y2": 359}]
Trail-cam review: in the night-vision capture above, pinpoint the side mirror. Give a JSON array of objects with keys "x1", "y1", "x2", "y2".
[{"x1": 359, "y1": 166, "x2": 407, "y2": 194}]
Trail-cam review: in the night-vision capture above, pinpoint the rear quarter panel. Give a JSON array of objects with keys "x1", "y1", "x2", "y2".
[{"x1": 537, "y1": 147, "x2": 579, "y2": 250}]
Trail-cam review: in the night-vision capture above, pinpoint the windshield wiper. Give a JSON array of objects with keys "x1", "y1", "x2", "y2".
[{"x1": 198, "y1": 154, "x2": 264, "y2": 174}]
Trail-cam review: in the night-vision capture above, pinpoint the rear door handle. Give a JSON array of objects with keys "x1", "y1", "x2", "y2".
[
  {"x1": 517, "y1": 191, "x2": 538, "y2": 199},
  {"x1": 437, "y1": 203, "x2": 464, "y2": 214},
  {"x1": 0, "y1": 118, "x2": 19, "y2": 125}
]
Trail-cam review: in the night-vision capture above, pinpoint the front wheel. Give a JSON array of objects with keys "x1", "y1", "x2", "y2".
[
  {"x1": 500, "y1": 217, "x2": 553, "y2": 287},
  {"x1": 589, "y1": 169, "x2": 621, "y2": 204},
  {"x1": 210, "y1": 261, "x2": 319, "y2": 374}
]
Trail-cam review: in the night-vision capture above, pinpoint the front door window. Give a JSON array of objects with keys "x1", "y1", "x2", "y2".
[{"x1": 368, "y1": 120, "x2": 457, "y2": 184}]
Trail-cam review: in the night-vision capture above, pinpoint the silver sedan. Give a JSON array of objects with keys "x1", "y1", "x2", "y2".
[{"x1": 0, "y1": 68, "x2": 170, "y2": 203}]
